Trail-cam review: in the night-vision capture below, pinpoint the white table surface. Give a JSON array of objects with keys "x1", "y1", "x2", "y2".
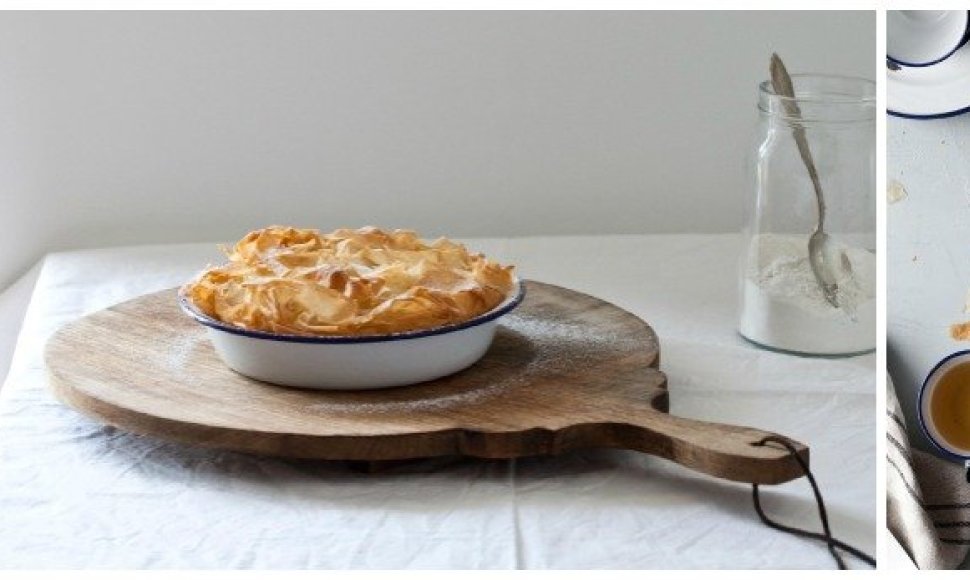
[
  {"x1": 888, "y1": 114, "x2": 970, "y2": 451},
  {"x1": 888, "y1": 114, "x2": 970, "y2": 570},
  {"x1": 0, "y1": 234, "x2": 875, "y2": 569}
]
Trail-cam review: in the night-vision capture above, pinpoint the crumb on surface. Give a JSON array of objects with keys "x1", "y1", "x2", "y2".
[
  {"x1": 952, "y1": 321, "x2": 970, "y2": 341},
  {"x1": 888, "y1": 180, "x2": 908, "y2": 204}
]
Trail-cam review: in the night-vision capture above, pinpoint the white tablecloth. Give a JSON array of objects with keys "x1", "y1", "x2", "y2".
[{"x1": 0, "y1": 234, "x2": 875, "y2": 569}]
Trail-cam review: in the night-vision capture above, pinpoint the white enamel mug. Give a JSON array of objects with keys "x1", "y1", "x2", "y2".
[
  {"x1": 888, "y1": 10, "x2": 970, "y2": 67},
  {"x1": 918, "y1": 351, "x2": 970, "y2": 481}
]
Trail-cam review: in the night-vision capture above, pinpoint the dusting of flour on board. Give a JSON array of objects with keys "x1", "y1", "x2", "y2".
[
  {"x1": 308, "y1": 308, "x2": 640, "y2": 415},
  {"x1": 166, "y1": 331, "x2": 212, "y2": 387}
]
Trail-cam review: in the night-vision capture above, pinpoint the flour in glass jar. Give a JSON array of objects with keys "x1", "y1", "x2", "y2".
[{"x1": 737, "y1": 233, "x2": 876, "y2": 355}]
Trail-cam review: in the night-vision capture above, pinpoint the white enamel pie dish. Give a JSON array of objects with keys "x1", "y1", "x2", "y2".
[{"x1": 177, "y1": 279, "x2": 525, "y2": 390}]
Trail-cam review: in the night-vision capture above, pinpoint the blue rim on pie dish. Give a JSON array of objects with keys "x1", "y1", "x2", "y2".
[{"x1": 178, "y1": 279, "x2": 527, "y2": 344}]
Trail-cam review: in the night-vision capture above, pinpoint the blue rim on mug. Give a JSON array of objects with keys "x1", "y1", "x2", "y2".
[
  {"x1": 886, "y1": 105, "x2": 970, "y2": 121},
  {"x1": 887, "y1": 10, "x2": 970, "y2": 68},
  {"x1": 917, "y1": 350, "x2": 970, "y2": 463}
]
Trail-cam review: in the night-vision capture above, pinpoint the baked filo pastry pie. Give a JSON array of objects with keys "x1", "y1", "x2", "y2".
[{"x1": 182, "y1": 226, "x2": 517, "y2": 336}]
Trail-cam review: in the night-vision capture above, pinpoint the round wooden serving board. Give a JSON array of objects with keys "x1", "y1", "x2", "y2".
[{"x1": 45, "y1": 281, "x2": 808, "y2": 485}]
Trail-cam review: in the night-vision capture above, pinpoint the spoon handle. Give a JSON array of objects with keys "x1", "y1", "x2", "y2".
[{"x1": 770, "y1": 53, "x2": 826, "y2": 231}]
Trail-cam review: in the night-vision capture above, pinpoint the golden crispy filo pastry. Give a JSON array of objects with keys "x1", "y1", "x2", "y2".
[{"x1": 183, "y1": 226, "x2": 516, "y2": 336}]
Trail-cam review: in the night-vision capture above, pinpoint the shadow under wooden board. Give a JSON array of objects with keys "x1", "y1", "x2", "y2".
[{"x1": 44, "y1": 280, "x2": 808, "y2": 485}]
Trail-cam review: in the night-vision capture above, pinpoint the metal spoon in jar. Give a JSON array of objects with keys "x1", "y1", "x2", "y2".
[{"x1": 769, "y1": 53, "x2": 851, "y2": 311}]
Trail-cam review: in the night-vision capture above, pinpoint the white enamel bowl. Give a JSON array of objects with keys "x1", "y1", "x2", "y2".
[
  {"x1": 178, "y1": 280, "x2": 525, "y2": 390},
  {"x1": 888, "y1": 10, "x2": 969, "y2": 67}
]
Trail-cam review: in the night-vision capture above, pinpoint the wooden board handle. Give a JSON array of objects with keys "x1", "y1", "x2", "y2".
[
  {"x1": 451, "y1": 412, "x2": 808, "y2": 485},
  {"x1": 611, "y1": 411, "x2": 809, "y2": 485}
]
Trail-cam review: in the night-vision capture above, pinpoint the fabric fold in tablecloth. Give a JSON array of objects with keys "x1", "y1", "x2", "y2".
[{"x1": 888, "y1": 373, "x2": 970, "y2": 569}]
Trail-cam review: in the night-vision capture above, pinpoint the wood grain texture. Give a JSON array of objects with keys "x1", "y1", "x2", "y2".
[{"x1": 45, "y1": 281, "x2": 808, "y2": 485}]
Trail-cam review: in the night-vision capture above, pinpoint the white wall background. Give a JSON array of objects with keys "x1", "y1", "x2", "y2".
[{"x1": 0, "y1": 11, "x2": 874, "y2": 291}]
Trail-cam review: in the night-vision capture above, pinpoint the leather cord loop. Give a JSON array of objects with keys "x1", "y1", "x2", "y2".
[{"x1": 752, "y1": 436, "x2": 876, "y2": 570}]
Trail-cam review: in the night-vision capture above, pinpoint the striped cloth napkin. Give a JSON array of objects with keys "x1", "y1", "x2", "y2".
[{"x1": 888, "y1": 373, "x2": 970, "y2": 569}]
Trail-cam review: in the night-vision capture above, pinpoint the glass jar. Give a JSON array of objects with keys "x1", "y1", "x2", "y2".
[{"x1": 737, "y1": 75, "x2": 875, "y2": 356}]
